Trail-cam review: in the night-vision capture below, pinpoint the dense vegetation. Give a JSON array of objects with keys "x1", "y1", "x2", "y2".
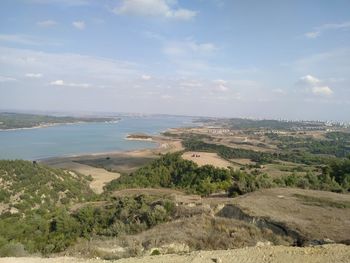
[
  {"x1": 0, "y1": 112, "x2": 115, "y2": 130},
  {"x1": 0, "y1": 160, "x2": 176, "y2": 256},
  {"x1": 105, "y1": 153, "x2": 232, "y2": 195},
  {"x1": 105, "y1": 152, "x2": 349, "y2": 196},
  {"x1": 197, "y1": 118, "x2": 327, "y2": 131},
  {"x1": 183, "y1": 139, "x2": 274, "y2": 164},
  {"x1": 0, "y1": 160, "x2": 94, "y2": 211},
  {"x1": 74, "y1": 195, "x2": 175, "y2": 238},
  {"x1": 267, "y1": 132, "x2": 350, "y2": 158},
  {"x1": 0, "y1": 195, "x2": 174, "y2": 256},
  {"x1": 183, "y1": 138, "x2": 340, "y2": 165},
  {"x1": 0, "y1": 161, "x2": 93, "y2": 255}
]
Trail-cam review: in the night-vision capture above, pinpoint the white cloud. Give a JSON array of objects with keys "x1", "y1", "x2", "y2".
[
  {"x1": 312, "y1": 86, "x2": 333, "y2": 96},
  {"x1": 161, "y1": 94, "x2": 172, "y2": 99},
  {"x1": 163, "y1": 40, "x2": 217, "y2": 57},
  {"x1": 50, "y1": 79, "x2": 91, "y2": 88},
  {"x1": 214, "y1": 79, "x2": 227, "y2": 85},
  {"x1": 27, "y1": 0, "x2": 90, "y2": 6},
  {"x1": 304, "y1": 31, "x2": 320, "y2": 39},
  {"x1": 171, "y1": 9, "x2": 197, "y2": 20},
  {"x1": 217, "y1": 84, "x2": 228, "y2": 92},
  {"x1": 141, "y1": 74, "x2": 151, "y2": 80},
  {"x1": 72, "y1": 21, "x2": 86, "y2": 30},
  {"x1": 37, "y1": 20, "x2": 57, "y2": 27},
  {"x1": 212, "y1": 79, "x2": 229, "y2": 92},
  {"x1": 0, "y1": 75, "x2": 17, "y2": 82},
  {"x1": 0, "y1": 34, "x2": 41, "y2": 45},
  {"x1": 114, "y1": 0, "x2": 197, "y2": 21},
  {"x1": 305, "y1": 21, "x2": 350, "y2": 39},
  {"x1": 25, "y1": 73, "x2": 43, "y2": 78},
  {"x1": 0, "y1": 34, "x2": 60, "y2": 46},
  {"x1": 272, "y1": 88, "x2": 286, "y2": 94},
  {"x1": 299, "y1": 75, "x2": 320, "y2": 85},
  {"x1": 50, "y1": 80, "x2": 64, "y2": 86},
  {"x1": 180, "y1": 80, "x2": 203, "y2": 87},
  {"x1": 0, "y1": 46, "x2": 139, "y2": 85},
  {"x1": 297, "y1": 75, "x2": 333, "y2": 96}
]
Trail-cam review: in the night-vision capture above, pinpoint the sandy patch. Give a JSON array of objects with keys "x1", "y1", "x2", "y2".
[
  {"x1": 1, "y1": 244, "x2": 349, "y2": 263},
  {"x1": 182, "y1": 152, "x2": 233, "y2": 169}
]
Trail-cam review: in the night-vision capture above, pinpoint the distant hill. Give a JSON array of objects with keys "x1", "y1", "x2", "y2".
[{"x1": 0, "y1": 112, "x2": 117, "y2": 130}]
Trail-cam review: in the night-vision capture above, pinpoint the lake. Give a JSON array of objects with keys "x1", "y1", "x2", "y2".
[{"x1": 0, "y1": 116, "x2": 193, "y2": 160}]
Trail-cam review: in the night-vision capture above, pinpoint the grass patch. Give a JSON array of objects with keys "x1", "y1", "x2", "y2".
[{"x1": 293, "y1": 194, "x2": 350, "y2": 209}]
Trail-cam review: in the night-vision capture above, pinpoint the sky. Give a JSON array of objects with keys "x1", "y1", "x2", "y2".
[{"x1": 0, "y1": 0, "x2": 350, "y2": 121}]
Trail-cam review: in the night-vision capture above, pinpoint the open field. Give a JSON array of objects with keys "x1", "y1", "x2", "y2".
[
  {"x1": 1, "y1": 244, "x2": 349, "y2": 263},
  {"x1": 223, "y1": 188, "x2": 350, "y2": 243},
  {"x1": 182, "y1": 151, "x2": 235, "y2": 169}
]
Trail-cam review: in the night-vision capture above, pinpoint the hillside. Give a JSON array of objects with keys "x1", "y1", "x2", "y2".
[
  {"x1": 220, "y1": 188, "x2": 350, "y2": 244},
  {"x1": 0, "y1": 160, "x2": 94, "y2": 214},
  {"x1": 0, "y1": 160, "x2": 95, "y2": 255}
]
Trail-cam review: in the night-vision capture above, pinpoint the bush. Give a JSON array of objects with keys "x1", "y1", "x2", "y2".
[
  {"x1": 105, "y1": 153, "x2": 232, "y2": 196},
  {"x1": 0, "y1": 242, "x2": 28, "y2": 257}
]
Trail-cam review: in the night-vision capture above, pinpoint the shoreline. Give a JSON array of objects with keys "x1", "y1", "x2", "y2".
[
  {"x1": 39, "y1": 135, "x2": 183, "y2": 163},
  {"x1": 0, "y1": 120, "x2": 120, "y2": 132}
]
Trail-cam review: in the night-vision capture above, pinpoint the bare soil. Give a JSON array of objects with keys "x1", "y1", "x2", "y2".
[
  {"x1": 1, "y1": 244, "x2": 349, "y2": 263},
  {"x1": 182, "y1": 152, "x2": 234, "y2": 169},
  {"x1": 227, "y1": 188, "x2": 350, "y2": 243}
]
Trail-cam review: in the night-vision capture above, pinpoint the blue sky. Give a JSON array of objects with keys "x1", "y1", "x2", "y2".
[{"x1": 0, "y1": 0, "x2": 350, "y2": 120}]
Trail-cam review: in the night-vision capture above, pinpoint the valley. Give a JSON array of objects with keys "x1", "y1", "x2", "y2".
[{"x1": 0, "y1": 117, "x2": 349, "y2": 261}]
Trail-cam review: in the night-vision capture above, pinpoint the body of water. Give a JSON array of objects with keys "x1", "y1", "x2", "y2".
[{"x1": 0, "y1": 116, "x2": 193, "y2": 160}]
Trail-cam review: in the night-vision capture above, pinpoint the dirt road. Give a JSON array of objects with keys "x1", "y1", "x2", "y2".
[{"x1": 1, "y1": 244, "x2": 349, "y2": 263}]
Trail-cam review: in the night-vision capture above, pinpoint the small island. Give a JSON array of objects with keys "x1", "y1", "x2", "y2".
[{"x1": 125, "y1": 133, "x2": 153, "y2": 141}]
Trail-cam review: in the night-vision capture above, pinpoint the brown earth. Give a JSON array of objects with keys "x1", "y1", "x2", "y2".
[
  {"x1": 1, "y1": 244, "x2": 349, "y2": 263},
  {"x1": 182, "y1": 152, "x2": 234, "y2": 169},
  {"x1": 223, "y1": 188, "x2": 350, "y2": 243}
]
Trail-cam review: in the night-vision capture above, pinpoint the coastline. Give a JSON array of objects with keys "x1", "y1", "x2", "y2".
[
  {"x1": 40, "y1": 134, "x2": 182, "y2": 163},
  {"x1": 0, "y1": 116, "x2": 194, "y2": 160},
  {"x1": 0, "y1": 120, "x2": 120, "y2": 132},
  {"x1": 40, "y1": 134, "x2": 183, "y2": 192}
]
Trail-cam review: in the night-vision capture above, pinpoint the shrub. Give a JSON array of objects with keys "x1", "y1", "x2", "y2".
[{"x1": 0, "y1": 242, "x2": 28, "y2": 257}]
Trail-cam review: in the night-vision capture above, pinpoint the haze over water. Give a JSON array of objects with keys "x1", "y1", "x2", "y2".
[{"x1": 0, "y1": 116, "x2": 193, "y2": 160}]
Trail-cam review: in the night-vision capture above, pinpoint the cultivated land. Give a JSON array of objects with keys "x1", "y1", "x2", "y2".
[
  {"x1": 1, "y1": 117, "x2": 350, "y2": 261},
  {"x1": 182, "y1": 151, "x2": 234, "y2": 169}
]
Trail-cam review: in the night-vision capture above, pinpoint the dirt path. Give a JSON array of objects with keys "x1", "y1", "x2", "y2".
[{"x1": 1, "y1": 244, "x2": 349, "y2": 263}]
